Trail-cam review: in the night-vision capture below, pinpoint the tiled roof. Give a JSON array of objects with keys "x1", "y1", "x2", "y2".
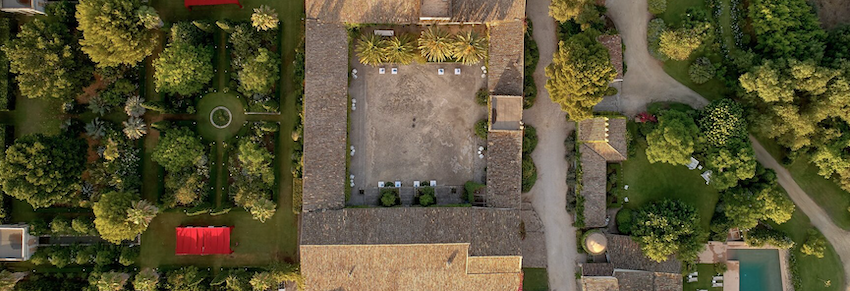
[
  {"x1": 486, "y1": 131, "x2": 523, "y2": 209},
  {"x1": 583, "y1": 263, "x2": 615, "y2": 276},
  {"x1": 606, "y1": 234, "x2": 682, "y2": 273},
  {"x1": 521, "y1": 209, "x2": 547, "y2": 268},
  {"x1": 488, "y1": 21, "x2": 524, "y2": 96},
  {"x1": 301, "y1": 243, "x2": 522, "y2": 291},
  {"x1": 580, "y1": 146, "x2": 608, "y2": 228},
  {"x1": 614, "y1": 271, "x2": 683, "y2": 291},
  {"x1": 302, "y1": 20, "x2": 349, "y2": 212},
  {"x1": 450, "y1": 0, "x2": 525, "y2": 23},
  {"x1": 597, "y1": 35, "x2": 623, "y2": 79},
  {"x1": 301, "y1": 207, "x2": 521, "y2": 256}
]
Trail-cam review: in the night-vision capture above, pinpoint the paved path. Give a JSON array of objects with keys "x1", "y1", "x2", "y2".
[
  {"x1": 604, "y1": 0, "x2": 708, "y2": 115},
  {"x1": 525, "y1": 0, "x2": 578, "y2": 289},
  {"x1": 751, "y1": 137, "x2": 850, "y2": 291}
]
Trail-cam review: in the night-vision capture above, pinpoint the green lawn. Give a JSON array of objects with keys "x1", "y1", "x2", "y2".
[
  {"x1": 769, "y1": 207, "x2": 845, "y2": 291},
  {"x1": 683, "y1": 264, "x2": 722, "y2": 291},
  {"x1": 656, "y1": 0, "x2": 734, "y2": 101},
  {"x1": 621, "y1": 123, "x2": 720, "y2": 231},
  {"x1": 522, "y1": 268, "x2": 549, "y2": 291}
]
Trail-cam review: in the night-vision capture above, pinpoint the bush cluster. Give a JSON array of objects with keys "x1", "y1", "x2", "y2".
[
  {"x1": 229, "y1": 122, "x2": 279, "y2": 222},
  {"x1": 744, "y1": 226, "x2": 795, "y2": 249},
  {"x1": 380, "y1": 188, "x2": 400, "y2": 207},
  {"x1": 228, "y1": 22, "x2": 280, "y2": 111},
  {"x1": 524, "y1": 20, "x2": 539, "y2": 109},
  {"x1": 648, "y1": 0, "x2": 667, "y2": 14},
  {"x1": 688, "y1": 57, "x2": 716, "y2": 84},
  {"x1": 417, "y1": 186, "x2": 436, "y2": 207}
]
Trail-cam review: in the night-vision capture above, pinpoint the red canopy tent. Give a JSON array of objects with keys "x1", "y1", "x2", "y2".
[
  {"x1": 184, "y1": 0, "x2": 243, "y2": 10},
  {"x1": 175, "y1": 226, "x2": 234, "y2": 255}
]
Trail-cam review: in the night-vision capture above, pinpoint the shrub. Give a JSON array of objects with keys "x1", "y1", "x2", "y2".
[
  {"x1": 94, "y1": 247, "x2": 117, "y2": 266},
  {"x1": 800, "y1": 229, "x2": 826, "y2": 258},
  {"x1": 647, "y1": 18, "x2": 668, "y2": 61},
  {"x1": 29, "y1": 247, "x2": 50, "y2": 265},
  {"x1": 292, "y1": 178, "x2": 303, "y2": 214},
  {"x1": 714, "y1": 262, "x2": 728, "y2": 274},
  {"x1": 475, "y1": 89, "x2": 489, "y2": 106},
  {"x1": 523, "y1": 125, "x2": 538, "y2": 154},
  {"x1": 119, "y1": 247, "x2": 139, "y2": 266},
  {"x1": 688, "y1": 57, "x2": 715, "y2": 84},
  {"x1": 464, "y1": 181, "x2": 485, "y2": 203},
  {"x1": 48, "y1": 247, "x2": 71, "y2": 268},
  {"x1": 50, "y1": 216, "x2": 73, "y2": 235},
  {"x1": 648, "y1": 0, "x2": 667, "y2": 14},
  {"x1": 521, "y1": 155, "x2": 537, "y2": 193},
  {"x1": 616, "y1": 208, "x2": 633, "y2": 234},
  {"x1": 745, "y1": 226, "x2": 794, "y2": 249},
  {"x1": 75, "y1": 245, "x2": 96, "y2": 265},
  {"x1": 380, "y1": 188, "x2": 399, "y2": 207},
  {"x1": 474, "y1": 119, "x2": 488, "y2": 139},
  {"x1": 417, "y1": 187, "x2": 436, "y2": 207}
]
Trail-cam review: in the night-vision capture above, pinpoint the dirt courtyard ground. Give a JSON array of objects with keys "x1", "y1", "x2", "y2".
[{"x1": 348, "y1": 61, "x2": 487, "y2": 196}]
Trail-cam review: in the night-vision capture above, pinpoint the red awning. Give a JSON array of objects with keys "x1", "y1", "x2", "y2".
[
  {"x1": 184, "y1": 0, "x2": 243, "y2": 9},
  {"x1": 175, "y1": 226, "x2": 233, "y2": 255}
]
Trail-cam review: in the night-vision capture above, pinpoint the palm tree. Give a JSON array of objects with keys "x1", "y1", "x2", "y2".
[
  {"x1": 126, "y1": 200, "x2": 158, "y2": 228},
  {"x1": 86, "y1": 118, "x2": 106, "y2": 140},
  {"x1": 452, "y1": 31, "x2": 488, "y2": 65},
  {"x1": 96, "y1": 272, "x2": 129, "y2": 291},
  {"x1": 124, "y1": 95, "x2": 146, "y2": 118},
  {"x1": 122, "y1": 117, "x2": 147, "y2": 140},
  {"x1": 251, "y1": 5, "x2": 279, "y2": 31},
  {"x1": 418, "y1": 27, "x2": 453, "y2": 62},
  {"x1": 384, "y1": 34, "x2": 416, "y2": 65},
  {"x1": 355, "y1": 34, "x2": 386, "y2": 66}
]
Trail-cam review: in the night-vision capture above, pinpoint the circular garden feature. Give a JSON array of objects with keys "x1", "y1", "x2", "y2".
[
  {"x1": 210, "y1": 106, "x2": 232, "y2": 128},
  {"x1": 582, "y1": 230, "x2": 608, "y2": 255}
]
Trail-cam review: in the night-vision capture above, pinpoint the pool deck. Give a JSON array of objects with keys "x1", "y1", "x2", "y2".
[{"x1": 696, "y1": 241, "x2": 794, "y2": 291}]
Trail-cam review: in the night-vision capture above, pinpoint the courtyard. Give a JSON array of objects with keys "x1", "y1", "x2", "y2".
[{"x1": 348, "y1": 60, "x2": 488, "y2": 204}]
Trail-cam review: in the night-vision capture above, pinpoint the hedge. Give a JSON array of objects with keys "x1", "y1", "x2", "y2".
[
  {"x1": 292, "y1": 178, "x2": 303, "y2": 214},
  {"x1": 745, "y1": 226, "x2": 795, "y2": 249},
  {"x1": 0, "y1": 18, "x2": 9, "y2": 111}
]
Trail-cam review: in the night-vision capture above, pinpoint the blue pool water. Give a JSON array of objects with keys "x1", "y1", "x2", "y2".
[{"x1": 728, "y1": 249, "x2": 783, "y2": 291}]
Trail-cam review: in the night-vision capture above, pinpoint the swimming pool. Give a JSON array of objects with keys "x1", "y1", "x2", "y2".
[{"x1": 728, "y1": 249, "x2": 783, "y2": 291}]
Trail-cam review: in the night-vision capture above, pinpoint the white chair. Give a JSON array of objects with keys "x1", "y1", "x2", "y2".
[
  {"x1": 378, "y1": 182, "x2": 385, "y2": 188},
  {"x1": 391, "y1": 68, "x2": 398, "y2": 74},
  {"x1": 394, "y1": 181, "x2": 402, "y2": 187},
  {"x1": 438, "y1": 68, "x2": 445, "y2": 75},
  {"x1": 454, "y1": 68, "x2": 461, "y2": 75},
  {"x1": 430, "y1": 180, "x2": 437, "y2": 187},
  {"x1": 379, "y1": 68, "x2": 386, "y2": 74},
  {"x1": 414, "y1": 181, "x2": 420, "y2": 187}
]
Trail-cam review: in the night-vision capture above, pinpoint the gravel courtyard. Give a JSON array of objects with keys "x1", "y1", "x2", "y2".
[{"x1": 348, "y1": 62, "x2": 487, "y2": 195}]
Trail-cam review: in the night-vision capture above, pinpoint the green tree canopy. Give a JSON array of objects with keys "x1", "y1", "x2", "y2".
[
  {"x1": 698, "y1": 99, "x2": 747, "y2": 147},
  {"x1": 237, "y1": 140, "x2": 274, "y2": 184},
  {"x1": 93, "y1": 191, "x2": 147, "y2": 243},
  {"x1": 166, "y1": 266, "x2": 208, "y2": 291},
  {"x1": 722, "y1": 185, "x2": 794, "y2": 229},
  {"x1": 152, "y1": 127, "x2": 205, "y2": 173},
  {"x1": 800, "y1": 229, "x2": 827, "y2": 258},
  {"x1": 153, "y1": 42, "x2": 214, "y2": 96},
  {"x1": 251, "y1": 5, "x2": 278, "y2": 31},
  {"x1": 749, "y1": 0, "x2": 825, "y2": 60},
  {"x1": 545, "y1": 30, "x2": 617, "y2": 121},
  {"x1": 631, "y1": 199, "x2": 705, "y2": 262},
  {"x1": 76, "y1": 0, "x2": 158, "y2": 67},
  {"x1": 645, "y1": 110, "x2": 699, "y2": 165},
  {"x1": 0, "y1": 134, "x2": 85, "y2": 208},
  {"x1": 705, "y1": 141, "x2": 757, "y2": 190},
  {"x1": 2, "y1": 18, "x2": 93, "y2": 100},
  {"x1": 238, "y1": 48, "x2": 280, "y2": 95},
  {"x1": 132, "y1": 268, "x2": 159, "y2": 291}
]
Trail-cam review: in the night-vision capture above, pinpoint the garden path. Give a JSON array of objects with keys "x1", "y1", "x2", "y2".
[
  {"x1": 524, "y1": 0, "x2": 578, "y2": 289},
  {"x1": 604, "y1": 0, "x2": 709, "y2": 116}
]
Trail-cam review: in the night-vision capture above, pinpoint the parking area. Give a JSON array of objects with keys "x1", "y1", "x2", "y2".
[{"x1": 348, "y1": 61, "x2": 488, "y2": 200}]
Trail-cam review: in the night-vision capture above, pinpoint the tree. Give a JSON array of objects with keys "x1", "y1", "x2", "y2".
[
  {"x1": 133, "y1": 269, "x2": 159, "y2": 291},
  {"x1": 722, "y1": 185, "x2": 793, "y2": 229},
  {"x1": 95, "y1": 272, "x2": 129, "y2": 291},
  {"x1": 76, "y1": 0, "x2": 158, "y2": 67},
  {"x1": 2, "y1": 18, "x2": 92, "y2": 100},
  {"x1": 251, "y1": 5, "x2": 278, "y2": 31},
  {"x1": 645, "y1": 110, "x2": 699, "y2": 165},
  {"x1": 166, "y1": 266, "x2": 207, "y2": 291},
  {"x1": 698, "y1": 99, "x2": 746, "y2": 147},
  {"x1": 801, "y1": 229, "x2": 827, "y2": 258},
  {"x1": 631, "y1": 199, "x2": 705, "y2": 262},
  {"x1": 705, "y1": 143, "x2": 757, "y2": 190},
  {"x1": 93, "y1": 191, "x2": 147, "y2": 243},
  {"x1": 238, "y1": 48, "x2": 280, "y2": 95},
  {"x1": 545, "y1": 30, "x2": 617, "y2": 121},
  {"x1": 549, "y1": 0, "x2": 588, "y2": 23},
  {"x1": 170, "y1": 22, "x2": 206, "y2": 46},
  {"x1": 689, "y1": 57, "x2": 715, "y2": 84},
  {"x1": 154, "y1": 42, "x2": 214, "y2": 96},
  {"x1": 125, "y1": 200, "x2": 158, "y2": 228},
  {"x1": 745, "y1": 226, "x2": 794, "y2": 249},
  {"x1": 249, "y1": 198, "x2": 276, "y2": 223},
  {"x1": 647, "y1": 18, "x2": 668, "y2": 60},
  {"x1": 384, "y1": 35, "x2": 416, "y2": 65},
  {"x1": 152, "y1": 127, "x2": 204, "y2": 173},
  {"x1": 451, "y1": 31, "x2": 488, "y2": 65},
  {"x1": 659, "y1": 27, "x2": 705, "y2": 60},
  {"x1": 125, "y1": 96, "x2": 146, "y2": 117},
  {"x1": 418, "y1": 27, "x2": 452, "y2": 62},
  {"x1": 238, "y1": 140, "x2": 274, "y2": 184},
  {"x1": 72, "y1": 216, "x2": 95, "y2": 235},
  {"x1": 136, "y1": 6, "x2": 162, "y2": 29},
  {"x1": 122, "y1": 117, "x2": 147, "y2": 140},
  {"x1": 355, "y1": 34, "x2": 386, "y2": 66},
  {"x1": 0, "y1": 134, "x2": 85, "y2": 208},
  {"x1": 749, "y1": 0, "x2": 825, "y2": 60}
]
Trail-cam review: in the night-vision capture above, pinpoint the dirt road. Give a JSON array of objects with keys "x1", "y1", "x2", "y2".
[
  {"x1": 525, "y1": 0, "x2": 579, "y2": 289},
  {"x1": 751, "y1": 137, "x2": 850, "y2": 291}
]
